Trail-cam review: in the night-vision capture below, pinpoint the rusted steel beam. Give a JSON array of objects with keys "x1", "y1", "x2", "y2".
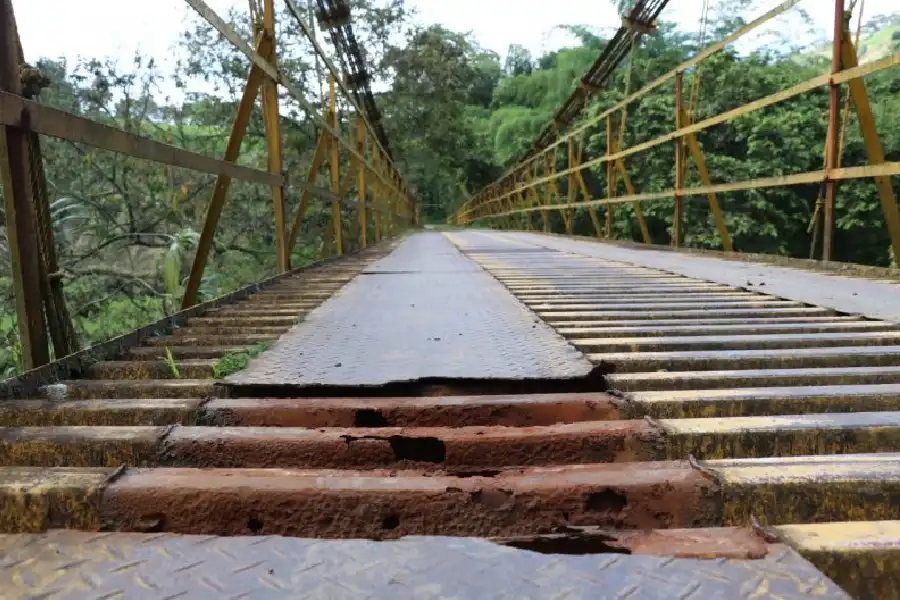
[
  {"x1": 261, "y1": 0, "x2": 289, "y2": 272},
  {"x1": 328, "y1": 75, "x2": 343, "y2": 255},
  {"x1": 356, "y1": 114, "x2": 367, "y2": 248},
  {"x1": 839, "y1": 33, "x2": 900, "y2": 264},
  {"x1": 182, "y1": 34, "x2": 271, "y2": 310},
  {"x1": 822, "y1": 0, "x2": 844, "y2": 262},
  {"x1": 314, "y1": 0, "x2": 391, "y2": 158},
  {"x1": 606, "y1": 114, "x2": 616, "y2": 239},
  {"x1": 0, "y1": 92, "x2": 279, "y2": 186},
  {"x1": 185, "y1": 0, "x2": 405, "y2": 200},
  {"x1": 287, "y1": 132, "x2": 328, "y2": 254},
  {"x1": 462, "y1": 0, "x2": 804, "y2": 219},
  {"x1": 0, "y1": 0, "x2": 48, "y2": 370},
  {"x1": 488, "y1": 161, "x2": 900, "y2": 219},
  {"x1": 465, "y1": 50, "x2": 900, "y2": 221},
  {"x1": 673, "y1": 72, "x2": 685, "y2": 248}
]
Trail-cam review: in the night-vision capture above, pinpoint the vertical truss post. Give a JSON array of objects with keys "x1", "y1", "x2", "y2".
[
  {"x1": 509, "y1": 182, "x2": 521, "y2": 230},
  {"x1": 327, "y1": 74, "x2": 343, "y2": 255},
  {"x1": 539, "y1": 161, "x2": 550, "y2": 232},
  {"x1": 574, "y1": 139, "x2": 604, "y2": 238},
  {"x1": 371, "y1": 138, "x2": 382, "y2": 242},
  {"x1": 524, "y1": 171, "x2": 539, "y2": 231},
  {"x1": 673, "y1": 72, "x2": 685, "y2": 248},
  {"x1": 612, "y1": 105, "x2": 651, "y2": 245},
  {"x1": 356, "y1": 114, "x2": 367, "y2": 248},
  {"x1": 605, "y1": 114, "x2": 616, "y2": 238},
  {"x1": 262, "y1": 0, "x2": 288, "y2": 271},
  {"x1": 517, "y1": 172, "x2": 532, "y2": 231},
  {"x1": 549, "y1": 147, "x2": 566, "y2": 229},
  {"x1": 610, "y1": 139, "x2": 652, "y2": 244},
  {"x1": 822, "y1": 0, "x2": 844, "y2": 262},
  {"x1": 0, "y1": 0, "x2": 49, "y2": 369},
  {"x1": 183, "y1": 34, "x2": 270, "y2": 309},
  {"x1": 679, "y1": 108, "x2": 733, "y2": 252},
  {"x1": 15, "y1": 35, "x2": 79, "y2": 358},
  {"x1": 840, "y1": 30, "x2": 900, "y2": 262},
  {"x1": 287, "y1": 130, "x2": 327, "y2": 253},
  {"x1": 385, "y1": 169, "x2": 395, "y2": 237},
  {"x1": 566, "y1": 138, "x2": 576, "y2": 234}
]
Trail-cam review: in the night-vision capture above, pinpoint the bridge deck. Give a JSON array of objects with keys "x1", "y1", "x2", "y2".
[
  {"x1": 3, "y1": 230, "x2": 900, "y2": 599},
  {"x1": 227, "y1": 232, "x2": 592, "y2": 388},
  {"x1": 490, "y1": 231, "x2": 900, "y2": 323},
  {"x1": 0, "y1": 530, "x2": 846, "y2": 599}
]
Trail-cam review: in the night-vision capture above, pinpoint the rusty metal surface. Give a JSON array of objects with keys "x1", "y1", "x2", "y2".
[
  {"x1": 0, "y1": 530, "x2": 850, "y2": 599},
  {"x1": 227, "y1": 232, "x2": 591, "y2": 386},
  {"x1": 501, "y1": 232, "x2": 900, "y2": 324}
]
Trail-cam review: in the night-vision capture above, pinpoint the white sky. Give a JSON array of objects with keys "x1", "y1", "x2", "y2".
[{"x1": 14, "y1": 1, "x2": 896, "y2": 77}]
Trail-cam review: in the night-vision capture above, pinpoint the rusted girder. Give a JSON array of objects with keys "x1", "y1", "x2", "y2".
[
  {"x1": 520, "y1": 0, "x2": 669, "y2": 165},
  {"x1": 315, "y1": 0, "x2": 391, "y2": 158}
]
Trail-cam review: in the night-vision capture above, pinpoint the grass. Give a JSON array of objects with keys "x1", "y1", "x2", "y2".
[
  {"x1": 163, "y1": 347, "x2": 181, "y2": 379},
  {"x1": 211, "y1": 340, "x2": 275, "y2": 379}
]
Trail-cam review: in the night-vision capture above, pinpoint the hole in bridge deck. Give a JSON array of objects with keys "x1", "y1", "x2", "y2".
[
  {"x1": 501, "y1": 532, "x2": 633, "y2": 556},
  {"x1": 584, "y1": 489, "x2": 628, "y2": 513},
  {"x1": 354, "y1": 409, "x2": 389, "y2": 427},
  {"x1": 223, "y1": 365, "x2": 612, "y2": 399},
  {"x1": 247, "y1": 516, "x2": 264, "y2": 533},
  {"x1": 389, "y1": 436, "x2": 446, "y2": 463}
]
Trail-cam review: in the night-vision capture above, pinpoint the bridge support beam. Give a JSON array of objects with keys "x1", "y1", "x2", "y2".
[
  {"x1": 261, "y1": 0, "x2": 289, "y2": 272},
  {"x1": 572, "y1": 139, "x2": 604, "y2": 238},
  {"x1": 605, "y1": 114, "x2": 616, "y2": 239},
  {"x1": 286, "y1": 131, "x2": 327, "y2": 254},
  {"x1": 371, "y1": 137, "x2": 382, "y2": 242},
  {"x1": 839, "y1": 31, "x2": 900, "y2": 265},
  {"x1": 821, "y1": 0, "x2": 844, "y2": 262},
  {"x1": 327, "y1": 75, "x2": 343, "y2": 256},
  {"x1": 182, "y1": 34, "x2": 271, "y2": 309},
  {"x1": 0, "y1": 0, "x2": 50, "y2": 369},
  {"x1": 356, "y1": 115, "x2": 368, "y2": 248},
  {"x1": 672, "y1": 72, "x2": 685, "y2": 248}
]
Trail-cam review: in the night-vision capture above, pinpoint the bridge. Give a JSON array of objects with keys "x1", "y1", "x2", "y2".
[{"x1": 0, "y1": 0, "x2": 899, "y2": 598}]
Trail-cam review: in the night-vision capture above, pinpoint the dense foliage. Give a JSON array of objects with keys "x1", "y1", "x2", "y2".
[{"x1": 0, "y1": 2, "x2": 898, "y2": 375}]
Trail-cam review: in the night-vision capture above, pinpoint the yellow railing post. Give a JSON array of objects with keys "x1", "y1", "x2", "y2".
[
  {"x1": 673, "y1": 71, "x2": 685, "y2": 248},
  {"x1": 261, "y1": 0, "x2": 288, "y2": 271},
  {"x1": 286, "y1": 131, "x2": 327, "y2": 255},
  {"x1": 566, "y1": 138, "x2": 576, "y2": 235},
  {"x1": 605, "y1": 113, "x2": 616, "y2": 238},
  {"x1": 678, "y1": 107, "x2": 733, "y2": 252},
  {"x1": 839, "y1": 27, "x2": 900, "y2": 262},
  {"x1": 356, "y1": 114, "x2": 367, "y2": 248},
  {"x1": 0, "y1": 0, "x2": 49, "y2": 368},
  {"x1": 328, "y1": 74, "x2": 343, "y2": 255},
  {"x1": 182, "y1": 32, "x2": 271, "y2": 309},
  {"x1": 371, "y1": 137, "x2": 382, "y2": 242},
  {"x1": 822, "y1": 0, "x2": 844, "y2": 262},
  {"x1": 572, "y1": 139, "x2": 604, "y2": 238}
]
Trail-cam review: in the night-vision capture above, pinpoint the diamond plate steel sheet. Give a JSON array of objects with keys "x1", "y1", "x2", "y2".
[
  {"x1": 0, "y1": 531, "x2": 850, "y2": 599},
  {"x1": 492, "y1": 231, "x2": 900, "y2": 325},
  {"x1": 227, "y1": 232, "x2": 592, "y2": 386}
]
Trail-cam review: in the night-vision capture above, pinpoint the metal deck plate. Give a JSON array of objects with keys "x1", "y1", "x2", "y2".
[
  {"x1": 496, "y1": 232, "x2": 900, "y2": 324},
  {"x1": 0, "y1": 531, "x2": 849, "y2": 599},
  {"x1": 227, "y1": 233, "x2": 591, "y2": 386}
]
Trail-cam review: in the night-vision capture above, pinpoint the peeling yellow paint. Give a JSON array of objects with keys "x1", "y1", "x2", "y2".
[{"x1": 0, "y1": 467, "x2": 112, "y2": 532}]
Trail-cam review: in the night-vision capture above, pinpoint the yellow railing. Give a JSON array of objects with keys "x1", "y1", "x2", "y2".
[
  {"x1": 0, "y1": 0, "x2": 415, "y2": 370},
  {"x1": 454, "y1": 0, "x2": 899, "y2": 270}
]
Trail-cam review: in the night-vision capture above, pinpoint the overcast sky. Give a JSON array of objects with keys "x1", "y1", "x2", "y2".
[{"x1": 14, "y1": 0, "x2": 895, "y2": 75}]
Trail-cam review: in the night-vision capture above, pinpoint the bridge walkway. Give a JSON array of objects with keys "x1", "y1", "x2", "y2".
[{"x1": 1, "y1": 230, "x2": 898, "y2": 598}]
